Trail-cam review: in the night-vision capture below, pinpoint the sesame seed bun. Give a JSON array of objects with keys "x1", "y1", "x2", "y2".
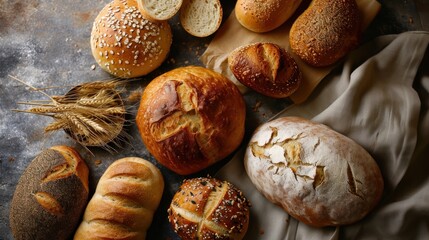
[{"x1": 91, "y1": 0, "x2": 172, "y2": 78}]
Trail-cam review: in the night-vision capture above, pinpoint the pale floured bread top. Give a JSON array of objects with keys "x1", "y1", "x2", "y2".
[{"x1": 244, "y1": 117, "x2": 384, "y2": 227}]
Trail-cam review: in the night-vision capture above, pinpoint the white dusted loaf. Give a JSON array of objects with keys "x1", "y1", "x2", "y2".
[{"x1": 244, "y1": 117, "x2": 383, "y2": 227}]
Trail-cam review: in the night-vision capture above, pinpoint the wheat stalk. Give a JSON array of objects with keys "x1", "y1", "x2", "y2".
[{"x1": 11, "y1": 76, "x2": 128, "y2": 151}]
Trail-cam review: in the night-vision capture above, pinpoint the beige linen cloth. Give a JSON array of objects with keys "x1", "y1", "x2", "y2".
[{"x1": 216, "y1": 31, "x2": 429, "y2": 239}]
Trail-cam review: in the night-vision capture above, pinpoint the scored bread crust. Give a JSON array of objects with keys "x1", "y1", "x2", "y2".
[
  {"x1": 228, "y1": 42, "x2": 302, "y2": 98},
  {"x1": 137, "y1": 0, "x2": 183, "y2": 21},
  {"x1": 179, "y1": 0, "x2": 223, "y2": 37},
  {"x1": 91, "y1": 0, "x2": 172, "y2": 78},
  {"x1": 136, "y1": 66, "x2": 246, "y2": 175},
  {"x1": 10, "y1": 146, "x2": 89, "y2": 240},
  {"x1": 244, "y1": 117, "x2": 384, "y2": 227},
  {"x1": 73, "y1": 157, "x2": 164, "y2": 240},
  {"x1": 289, "y1": 0, "x2": 361, "y2": 67},
  {"x1": 235, "y1": 0, "x2": 302, "y2": 33},
  {"x1": 168, "y1": 177, "x2": 251, "y2": 240}
]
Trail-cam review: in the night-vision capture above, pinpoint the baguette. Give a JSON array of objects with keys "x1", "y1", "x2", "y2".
[
  {"x1": 73, "y1": 157, "x2": 164, "y2": 240},
  {"x1": 10, "y1": 146, "x2": 89, "y2": 240}
]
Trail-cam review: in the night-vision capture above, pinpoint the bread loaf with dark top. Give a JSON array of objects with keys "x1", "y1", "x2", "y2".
[
  {"x1": 289, "y1": 0, "x2": 361, "y2": 67},
  {"x1": 228, "y1": 42, "x2": 302, "y2": 98},
  {"x1": 10, "y1": 146, "x2": 89, "y2": 240},
  {"x1": 168, "y1": 177, "x2": 251, "y2": 239},
  {"x1": 73, "y1": 157, "x2": 164, "y2": 240}
]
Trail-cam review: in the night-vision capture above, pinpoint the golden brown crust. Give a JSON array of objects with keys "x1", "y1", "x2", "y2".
[
  {"x1": 235, "y1": 0, "x2": 302, "y2": 33},
  {"x1": 289, "y1": 0, "x2": 361, "y2": 67},
  {"x1": 91, "y1": 0, "x2": 172, "y2": 78},
  {"x1": 228, "y1": 42, "x2": 302, "y2": 98},
  {"x1": 136, "y1": 66, "x2": 246, "y2": 175},
  {"x1": 10, "y1": 146, "x2": 89, "y2": 240},
  {"x1": 168, "y1": 177, "x2": 251, "y2": 240},
  {"x1": 73, "y1": 157, "x2": 164, "y2": 240}
]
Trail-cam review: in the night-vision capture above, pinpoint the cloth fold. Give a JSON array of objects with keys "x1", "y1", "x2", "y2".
[{"x1": 216, "y1": 31, "x2": 429, "y2": 240}]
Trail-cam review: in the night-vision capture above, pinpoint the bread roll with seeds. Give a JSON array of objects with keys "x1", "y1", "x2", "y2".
[
  {"x1": 235, "y1": 0, "x2": 302, "y2": 33},
  {"x1": 228, "y1": 42, "x2": 302, "y2": 98},
  {"x1": 91, "y1": 0, "x2": 172, "y2": 78},
  {"x1": 73, "y1": 157, "x2": 164, "y2": 240},
  {"x1": 244, "y1": 117, "x2": 384, "y2": 227},
  {"x1": 136, "y1": 66, "x2": 245, "y2": 175},
  {"x1": 10, "y1": 146, "x2": 89, "y2": 240},
  {"x1": 289, "y1": 0, "x2": 361, "y2": 67},
  {"x1": 168, "y1": 177, "x2": 250, "y2": 240}
]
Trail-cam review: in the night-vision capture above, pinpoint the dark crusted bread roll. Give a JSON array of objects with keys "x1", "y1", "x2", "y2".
[
  {"x1": 168, "y1": 177, "x2": 251, "y2": 239},
  {"x1": 289, "y1": 0, "x2": 361, "y2": 67},
  {"x1": 136, "y1": 66, "x2": 246, "y2": 175},
  {"x1": 228, "y1": 42, "x2": 302, "y2": 98},
  {"x1": 10, "y1": 146, "x2": 89, "y2": 240}
]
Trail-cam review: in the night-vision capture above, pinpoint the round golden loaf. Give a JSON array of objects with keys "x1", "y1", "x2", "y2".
[
  {"x1": 10, "y1": 146, "x2": 89, "y2": 240},
  {"x1": 168, "y1": 177, "x2": 251, "y2": 239},
  {"x1": 228, "y1": 42, "x2": 302, "y2": 98},
  {"x1": 244, "y1": 117, "x2": 384, "y2": 227},
  {"x1": 91, "y1": 0, "x2": 172, "y2": 78},
  {"x1": 289, "y1": 0, "x2": 361, "y2": 67},
  {"x1": 136, "y1": 66, "x2": 246, "y2": 175}
]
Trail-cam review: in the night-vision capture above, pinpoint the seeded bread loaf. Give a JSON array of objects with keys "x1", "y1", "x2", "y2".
[
  {"x1": 289, "y1": 0, "x2": 361, "y2": 67},
  {"x1": 137, "y1": 0, "x2": 182, "y2": 21},
  {"x1": 179, "y1": 0, "x2": 223, "y2": 37},
  {"x1": 228, "y1": 42, "x2": 302, "y2": 98},
  {"x1": 235, "y1": 0, "x2": 302, "y2": 33},
  {"x1": 91, "y1": 0, "x2": 172, "y2": 78},
  {"x1": 136, "y1": 66, "x2": 246, "y2": 175},
  {"x1": 168, "y1": 177, "x2": 251, "y2": 239},
  {"x1": 73, "y1": 157, "x2": 164, "y2": 240},
  {"x1": 244, "y1": 117, "x2": 384, "y2": 227},
  {"x1": 10, "y1": 146, "x2": 89, "y2": 240}
]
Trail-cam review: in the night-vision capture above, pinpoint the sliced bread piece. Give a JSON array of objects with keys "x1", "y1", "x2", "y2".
[
  {"x1": 179, "y1": 0, "x2": 223, "y2": 37},
  {"x1": 137, "y1": 0, "x2": 183, "y2": 21}
]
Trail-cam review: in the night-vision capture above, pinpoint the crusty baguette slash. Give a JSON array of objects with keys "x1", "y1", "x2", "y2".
[{"x1": 73, "y1": 157, "x2": 164, "y2": 240}]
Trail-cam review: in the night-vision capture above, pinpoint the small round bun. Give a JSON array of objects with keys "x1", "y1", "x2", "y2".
[
  {"x1": 245, "y1": 117, "x2": 384, "y2": 227},
  {"x1": 289, "y1": 0, "x2": 360, "y2": 67},
  {"x1": 228, "y1": 42, "x2": 302, "y2": 98},
  {"x1": 136, "y1": 66, "x2": 245, "y2": 175},
  {"x1": 168, "y1": 177, "x2": 251, "y2": 240},
  {"x1": 91, "y1": 0, "x2": 172, "y2": 78},
  {"x1": 235, "y1": 0, "x2": 302, "y2": 33}
]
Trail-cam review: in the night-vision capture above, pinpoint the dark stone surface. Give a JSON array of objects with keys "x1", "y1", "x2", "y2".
[{"x1": 0, "y1": 0, "x2": 426, "y2": 239}]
